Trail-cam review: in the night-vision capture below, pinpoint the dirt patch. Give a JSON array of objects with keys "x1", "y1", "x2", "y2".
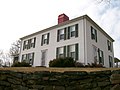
[{"x1": 0, "y1": 67, "x2": 120, "y2": 72}]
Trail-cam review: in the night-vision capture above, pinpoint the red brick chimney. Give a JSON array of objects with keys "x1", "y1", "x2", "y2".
[{"x1": 58, "y1": 13, "x2": 69, "y2": 24}]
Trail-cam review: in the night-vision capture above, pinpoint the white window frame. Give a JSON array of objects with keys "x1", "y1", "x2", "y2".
[{"x1": 70, "y1": 25, "x2": 75, "y2": 37}]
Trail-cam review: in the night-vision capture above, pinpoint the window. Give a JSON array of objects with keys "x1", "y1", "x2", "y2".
[
  {"x1": 56, "y1": 46, "x2": 66, "y2": 58},
  {"x1": 41, "y1": 33, "x2": 50, "y2": 46},
  {"x1": 68, "y1": 24, "x2": 78, "y2": 39},
  {"x1": 22, "y1": 53, "x2": 34, "y2": 65},
  {"x1": 59, "y1": 29, "x2": 64, "y2": 40},
  {"x1": 91, "y1": 26, "x2": 97, "y2": 42},
  {"x1": 57, "y1": 28, "x2": 66, "y2": 42},
  {"x1": 70, "y1": 25, "x2": 75, "y2": 37},
  {"x1": 107, "y1": 40, "x2": 112, "y2": 52},
  {"x1": 98, "y1": 49, "x2": 104, "y2": 65},
  {"x1": 109, "y1": 56, "x2": 113, "y2": 67},
  {"x1": 67, "y1": 43, "x2": 78, "y2": 60},
  {"x1": 23, "y1": 37, "x2": 36, "y2": 50},
  {"x1": 57, "y1": 24, "x2": 78, "y2": 42}
]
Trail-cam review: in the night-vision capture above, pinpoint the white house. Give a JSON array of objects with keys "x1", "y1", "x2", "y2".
[{"x1": 19, "y1": 14, "x2": 114, "y2": 67}]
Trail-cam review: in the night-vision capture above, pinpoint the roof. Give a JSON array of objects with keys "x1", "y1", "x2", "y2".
[{"x1": 20, "y1": 15, "x2": 114, "y2": 42}]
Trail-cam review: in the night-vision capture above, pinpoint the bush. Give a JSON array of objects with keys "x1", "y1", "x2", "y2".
[
  {"x1": 75, "y1": 62, "x2": 84, "y2": 67},
  {"x1": 85, "y1": 62, "x2": 104, "y2": 68},
  {"x1": 11, "y1": 61, "x2": 31, "y2": 67},
  {"x1": 49, "y1": 57, "x2": 75, "y2": 67}
]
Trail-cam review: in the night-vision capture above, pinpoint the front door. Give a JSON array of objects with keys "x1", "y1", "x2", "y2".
[{"x1": 41, "y1": 50, "x2": 47, "y2": 66}]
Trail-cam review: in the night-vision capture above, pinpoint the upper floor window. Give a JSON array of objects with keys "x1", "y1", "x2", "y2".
[
  {"x1": 59, "y1": 29, "x2": 65, "y2": 40},
  {"x1": 98, "y1": 49, "x2": 104, "y2": 65},
  {"x1": 109, "y1": 55, "x2": 113, "y2": 67},
  {"x1": 68, "y1": 24, "x2": 78, "y2": 39},
  {"x1": 23, "y1": 37, "x2": 36, "y2": 50},
  {"x1": 70, "y1": 25, "x2": 76, "y2": 37},
  {"x1": 57, "y1": 28, "x2": 66, "y2": 42},
  {"x1": 107, "y1": 40, "x2": 112, "y2": 52},
  {"x1": 41, "y1": 33, "x2": 50, "y2": 46},
  {"x1": 22, "y1": 52, "x2": 34, "y2": 65},
  {"x1": 91, "y1": 26, "x2": 97, "y2": 42},
  {"x1": 57, "y1": 24, "x2": 78, "y2": 42}
]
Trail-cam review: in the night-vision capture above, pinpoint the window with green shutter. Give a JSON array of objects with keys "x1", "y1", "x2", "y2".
[
  {"x1": 91, "y1": 26, "x2": 97, "y2": 42},
  {"x1": 75, "y1": 43, "x2": 79, "y2": 61},
  {"x1": 109, "y1": 56, "x2": 113, "y2": 67},
  {"x1": 107, "y1": 40, "x2": 112, "y2": 52},
  {"x1": 67, "y1": 43, "x2": 79, "y2": 60},
  {"x1": 41, "y1": 33, "x2": 50, "y2": 46},
  {"x1": 56, "y1": 46, "x2": 66, "y2": 58},
  {"x1": 98, "y1": 48, "x2": 104, "y2": 65}
]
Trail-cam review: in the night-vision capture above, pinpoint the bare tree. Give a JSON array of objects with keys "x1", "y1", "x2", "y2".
[
  {"x1": 9, "y1": 40, "x2": 21, "y2": 56},
  {"x1": 0, "y1": 50, "x2": 11, "y2": 67},
  {"x1": 9, "y1": 40, "x2": 21, "y2": 64}
]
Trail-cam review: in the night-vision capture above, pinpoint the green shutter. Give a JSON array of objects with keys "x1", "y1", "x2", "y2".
[
  {"x1": 98, "y1": 48, "x2": 100, "y2": 64},
  {"x1": 32, "y1": 53, "x2": 34, "y2": 65},
  {"x1": 56, "y1": 48, "x2": 59, "y2": 58},
  {"x1": 23, "y1": 41, "x2": 25, "y2": 50},
  {"x1": 41, "y1": 35, "x2": 44, "y2": 46},
  {"x1": 22, "y1": 55, "x2": 24, "y2": 61},
  {"x1": 91, "y1": 26, "x2": 93, "y2": 39},
  {"x1": 75, "y1": 24, "x2": 78, "y2": 37},
  {"x1": 47, "y1": 33, "x2": 50, "y2": 44},
  {"x1": 107, "y1": 40, "x2": 109, "y2": 50},
  {"x1": 67, "y1": 45, "x2": 70, "y2": 57},
  {"x1": 33, "y1": 37, "x2": 36, "y2": 48},
  {"x1": 95, "y1": 30, "x2": 97, "y2": 42},
  {"x1": 64, "y1": 46, "x2": 66, "y2": 57},
  {"x1": 57, "y1": 30, "x2": 60, "y2": 42},
  {"x1": 64, "y1": 28, "x2": 67, "y2": 40},
  {"x1": 101, "y1": 51, "x2": 104, "y2": 65},
  {"x1": 75, "y1": 43, "x2": 79, "y2": 61},
  {"x1": 68, "y1": 27, "x2": 70, "y2": 39},
  {"x1": 110, "y1": 42, "x2": 112, "y2": 52}
]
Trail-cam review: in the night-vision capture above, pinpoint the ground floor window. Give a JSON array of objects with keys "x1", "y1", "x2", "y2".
[
  {"x1": 109, "y1": 55, "x2": 113, "y2": 67},
  {"x1": 22, "y1": 52, "x2": 34, "y2": 65},
  {"x1": 56, "y1": 43, "x2": 78, "y2": 60}
]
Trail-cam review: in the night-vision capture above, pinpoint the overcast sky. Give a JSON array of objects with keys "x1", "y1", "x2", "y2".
[{"x1": 0, "y1": 0, "x2": 120, "y2": 59}]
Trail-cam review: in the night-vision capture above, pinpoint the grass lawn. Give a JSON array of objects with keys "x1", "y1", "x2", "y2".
[{"x1": 0, "y1": 67, "x2": 120, "y2": 72}]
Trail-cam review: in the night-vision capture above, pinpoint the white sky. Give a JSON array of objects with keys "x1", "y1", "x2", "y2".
[{"x1": 0, "y1": 0, "x2": 120, "y2": 59}]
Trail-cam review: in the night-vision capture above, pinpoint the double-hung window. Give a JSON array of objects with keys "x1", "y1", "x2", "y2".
[
  {"x1": 107, "y1": 40, "x2": 112, "y2": 52},
  {"x1": 69, "y1": 45, "x2": 75, "y2": 59},
  {"x1": 22, "y1": 53, "x2": 34, "y2": 65},
  {"x1": 56, "y1": 46, "x2": 66, "y2": 58},
  {"x1": 109, "y1": 56, "x2": 113, "y2": 67},
  {"x1": 67, "y1": 43, "x2": 78, "y2": 60},
  {"x1": 23, "y1": 37, "x2": 36, "y2": 50},
  {"x1": 57, "y1": 28, "x2": 66, "y2": 42},
  {"x1": 41, "y1": 33, "x2": 50, "y2": 46},
  {"x1": 98, "y1": 49, "x2": 104, "y2": 65},
  {"x1": 70, "y1": 25, "x2": 76, "y2": 37},
  {"x1": 68, "y1": 24, "x2": 78, "y2": 39},
  {"x1": 91, "y1": 26, "x2": 97, "y2": 42},
  {"x1": 58, "y1": 47, "x2": 64, "y2": 58},
  {"x1": 59, "y1": 29, "x2": 64, "y2": 40}
]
